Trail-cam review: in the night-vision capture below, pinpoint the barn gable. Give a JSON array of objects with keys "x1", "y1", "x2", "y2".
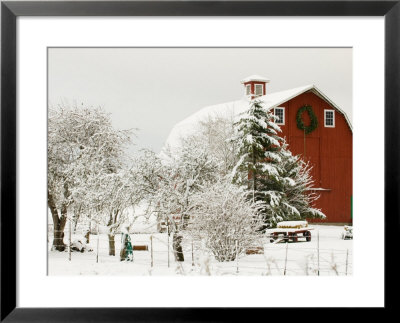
[{"x1": 258, "y1": 85, "x2": 353, "y2": 132}]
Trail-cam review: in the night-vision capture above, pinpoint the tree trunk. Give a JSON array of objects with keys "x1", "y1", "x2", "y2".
[
  {"x1": 52, "y1": 228, "x2": 65, "y2": 251},
  {"x1": 182, "y1": 214, "x2": 190, "y2": 230},
  {"x1": 48, "y1": 190, "x2": 67, "y2": 251},
  {"x1": 108, "y1": 234, "x2": 116, "y2": 256},
  {"x1": 252, "y1": 152, "x2": 256, "y2": 202},
  {"x1": 173, "y1": 232, "x2": 184, "y2": 262},
  {"x1": 107, "y1": 209, "x2": 120, "y2": 256},
  {"x1": 73, "y1": 205, "x2": 81, "y2": 233}
]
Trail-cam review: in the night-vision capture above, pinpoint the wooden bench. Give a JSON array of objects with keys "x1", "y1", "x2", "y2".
[
  {"x1": 245, "y1": 246, "x2": 264, "y2": 255},
  {"x1": 132, "y1": 245, "x2": 149, "y2": 251}
]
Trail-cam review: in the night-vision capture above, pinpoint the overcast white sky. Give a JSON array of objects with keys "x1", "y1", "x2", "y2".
[{"x1": 48, "y1": 47, "x2": 352, "y2": 153}]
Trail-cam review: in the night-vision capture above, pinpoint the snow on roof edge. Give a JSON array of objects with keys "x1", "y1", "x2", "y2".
[
  {"x1": 162, "y1": 84, "x2": 352, "y2": 155},
  {"x1": 240, "y1": 74, "x2": 270, "y2": 83},
  {"x1": 309, "y1": 85, "x2": 353, "y2": 131}
]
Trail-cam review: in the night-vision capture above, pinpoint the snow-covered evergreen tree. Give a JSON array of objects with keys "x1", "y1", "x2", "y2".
[
  {"x1": 231, "y1": 98, "x2": 283, "y2": 224},
  {"x1": 272, "y1": 142, "x2": 325, "y2": 225},
  {"x1": 231, "y1": 98, "x2": 282, "y2": 191},
  {"x1": 231, "y1": 99, "x2": 325, "y2": 227}
]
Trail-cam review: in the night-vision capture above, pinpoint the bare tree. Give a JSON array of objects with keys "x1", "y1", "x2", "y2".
[
  {"x1": 188, "y1": 178, "x2": 265, "y2": 262},
  {"x1": 196, "y1": 113, "x2": 239, "y2": 176},
  {"x1": 47, "y1": 105, "x2": 131, "y2": 251},
  {"x1": 138, "y1": 142, "x2": 219, "y2": 262}
]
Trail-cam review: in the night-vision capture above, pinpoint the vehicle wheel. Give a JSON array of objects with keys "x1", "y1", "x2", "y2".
[{"x1": 305, "y1": 231, "x2": 311, "y2": 242}]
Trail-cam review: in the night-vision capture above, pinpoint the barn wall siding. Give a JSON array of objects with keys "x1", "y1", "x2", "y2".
[{"x1": 277, "y1": 92, "x2": 352, "y2": 224}]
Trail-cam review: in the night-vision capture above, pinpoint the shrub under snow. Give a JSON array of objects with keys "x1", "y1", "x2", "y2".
[{"x1": 188, "y1": 180, "x2": 265, "y2": 262}]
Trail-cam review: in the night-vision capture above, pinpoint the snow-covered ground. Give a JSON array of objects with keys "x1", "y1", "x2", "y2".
[{"x1": 48, "y1": 225, "x2": 352, "y2": 276}]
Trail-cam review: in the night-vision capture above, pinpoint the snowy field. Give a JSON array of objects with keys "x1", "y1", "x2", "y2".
[{"x1": 48, "y1": 225, "x2": 352, "y2": 276}]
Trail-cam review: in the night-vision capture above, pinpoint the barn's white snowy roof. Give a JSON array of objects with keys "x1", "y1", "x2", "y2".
[
  {"x1": 240, "y1": 75, "x2": 270, "y2": 83},
  {"x1": 162, "y1": 84, "x2": 352, "y2": 153}
]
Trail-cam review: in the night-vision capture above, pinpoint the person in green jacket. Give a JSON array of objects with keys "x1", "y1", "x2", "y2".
[{"x1": 120, "y1": 227, "x2": 134, "y2": 262}]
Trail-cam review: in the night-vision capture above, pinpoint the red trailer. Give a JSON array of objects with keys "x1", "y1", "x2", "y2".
[
  {"x1": 268, "y1": 227, "x2": 313, "y2": 243},
  {"x1": 267, "y1": 221, "x2": 313, "y2": 243}
]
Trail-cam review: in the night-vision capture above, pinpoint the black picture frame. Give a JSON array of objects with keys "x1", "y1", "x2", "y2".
[{"x1": 1, "y1": 1, "x2": 398, "y2": 321}]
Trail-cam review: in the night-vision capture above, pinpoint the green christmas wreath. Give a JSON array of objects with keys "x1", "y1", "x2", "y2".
[{"x1": 296, "y1": 105, "x2": 318, "y2": 134}]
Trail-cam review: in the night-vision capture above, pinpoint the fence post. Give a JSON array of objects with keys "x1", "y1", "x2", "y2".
[
  {"x1": 96, "y1": 223, "x2": 99, "y2": 263},
  {"x1": 235, "y1": 240, "x2": 239, "y2": 274},
  {"x1": 150, "y1": 235, "x2": 154, "y2": 268},
  {"x1": 345, "y1": 249, "x2": 349, "y2": 276},
  {"x1": 167, "y1": 224, "x2": 170, "y2": 268},
  {"x1": 284, "y1": 242, "x2": 288, "y2": 275},
  {"x1": 68, "y1": 219, "x2": 72, "y2": 261},
  {"x1": 317, "y1": 230, "x2": 320, "y2": 276},
  {"x1": 191, "y1": 239, "x2": 194, "y2": 267}
]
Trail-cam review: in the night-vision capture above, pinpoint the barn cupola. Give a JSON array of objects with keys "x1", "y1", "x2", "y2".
[{"x1": 240, "y1": 75, "x2": 270, "y2": 99}]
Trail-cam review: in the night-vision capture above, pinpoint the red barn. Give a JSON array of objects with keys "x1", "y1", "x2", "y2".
[
  {"x1": 166, "y1": 75, "x2": 352, "y2": 224},
  {"x1": 242, "y1": 75, "x2": 352, "y2": 224}
]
